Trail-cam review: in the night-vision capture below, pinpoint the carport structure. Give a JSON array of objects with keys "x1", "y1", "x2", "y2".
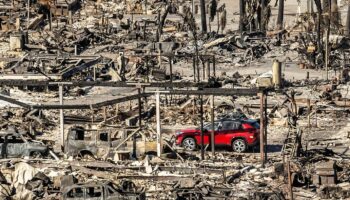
[
  {"x1": 153, "y1": 87, "x2": 269, "y2": 165},
  {"x1": 0, "y1": 80, "x2": 270, "y2": 165}
]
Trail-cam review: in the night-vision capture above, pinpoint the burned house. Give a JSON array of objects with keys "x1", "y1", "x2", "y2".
[{"x1": 0, "y1": 54, "x2": 115, "y2": 83}]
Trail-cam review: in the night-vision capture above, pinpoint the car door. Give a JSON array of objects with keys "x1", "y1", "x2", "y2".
[
  {"x1": 224, "y1": 121, "x2": 243, "y2": 145},
  {"x1": 95, "y1": 132, "x2": 111, "y2": 159},
  {"x1": 215, "y1": 121, "x2": 234, "y2": 145},
  {"x1": 202, "y1": 122, "x2": 219, "y2": 145},
  {"x1": 0, "y1": 135, "x2": 4, "y2": 157}
]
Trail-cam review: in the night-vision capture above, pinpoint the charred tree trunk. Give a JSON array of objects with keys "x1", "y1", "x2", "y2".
[
  {"x1": 323, "y1": 0, "x2": 331, "y2": 25},
  {"x1": 277, "y1": 0, "x2": 284, "y2": 30},
  {"x1": 239, "y1": 0, "x2": 246, "y2": 32},
  {"x1": 323, "y1": 0, "x2": 330, "y2": 11},
  {"x1": 159, "y1": 5, "x2": 171, "y2": 35},
  {"x1": 314, "y1": 0, "x2": 323, "y2": 53},
  {"x1": 260, "y1": 0, "x2": 267, "y2": 31},
  {"x1": 326, "y1": 0, "x2": 331, "y2": 78},
  {"x1": 200, "y1": 0, "x2": 207, "y2": 33},
  {"x1": 331, "y1": 0, "x2": 339, "y2": 30}
]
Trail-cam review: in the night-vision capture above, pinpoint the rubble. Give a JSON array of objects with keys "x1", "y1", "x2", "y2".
[{"x1": 1, "y1": 0, "x2": 350, "y2": 199}]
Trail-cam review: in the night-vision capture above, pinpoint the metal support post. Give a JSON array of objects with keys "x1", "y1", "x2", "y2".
[
  {"x1": 210, "y1": 95, "x2": 215, "y2": 156},
  {"x1": 200, "y1": 95, "x2": 204, "y2": 160},
  {"x1": 156, "y1": 92, "x2": 161, "y2": 156},
  {"x1": 264, "y1": 91, "x2": 268, "y2": 161},
  {"x1": 260, "y1": 92, "x2": 265, "y2": 166},
  {"x1": 288, "y1": 161, "x2": 294, "y2": 200},
  {"x1": 59, "y1": 85, "x2": 64, "y2": 149}
]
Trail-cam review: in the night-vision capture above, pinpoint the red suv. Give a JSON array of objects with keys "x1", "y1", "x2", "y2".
[{"x1": 175, "y1": 119, "x2": 259, "y2": 152}]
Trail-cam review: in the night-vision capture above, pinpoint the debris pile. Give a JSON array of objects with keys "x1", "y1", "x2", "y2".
[{"x1": 1, "y1": 0, "x2": 350, "y2": 199}]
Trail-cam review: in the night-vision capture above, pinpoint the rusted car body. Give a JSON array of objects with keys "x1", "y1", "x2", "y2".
[
  {"x1": 0, "y1": 133, "x2": 48, "y2": 158},
  {"x1": 65, "y1": 126, "x2": 119, "y2": 160},
  {"x1": 62, "y1": 181, "x2": 145, "y2": 200}
]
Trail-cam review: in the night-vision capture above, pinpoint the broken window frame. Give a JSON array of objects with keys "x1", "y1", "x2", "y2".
[
  {"x1": 86, "y1": 186, "x2": 103, "y2": 198},
  {"x1": 66, "y1": 187, "x2": 85, "y2": 199}
]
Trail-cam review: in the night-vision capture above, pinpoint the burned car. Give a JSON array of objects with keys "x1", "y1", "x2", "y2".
[
  {"x1": 62, "y1": 181, "x2": 145, "y2": 200},
  {"x1": 0, "y1": 133, "x2": 48, "y2": 158},
  {"x1": 65, "y1": 126, "x2": 120, "y2": 160}
]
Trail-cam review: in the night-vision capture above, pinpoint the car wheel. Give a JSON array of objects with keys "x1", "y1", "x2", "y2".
[
  {"x1": 232, "y1": 139, "x2": 247, "y2": 153},
  {"x1": 182, "y1": 137, "x2": 196, "y2": 151}
]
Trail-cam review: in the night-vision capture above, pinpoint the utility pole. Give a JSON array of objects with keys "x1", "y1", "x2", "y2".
[
  {"x1": 277, "y1": 0, "x2": 284, "y2": 30},
  {"x1": 239, "y1": 0, "x2": 246, "y2": 32},
  {"x1": 199, "y1": 0, "x2": 207, "y2": 33}
]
